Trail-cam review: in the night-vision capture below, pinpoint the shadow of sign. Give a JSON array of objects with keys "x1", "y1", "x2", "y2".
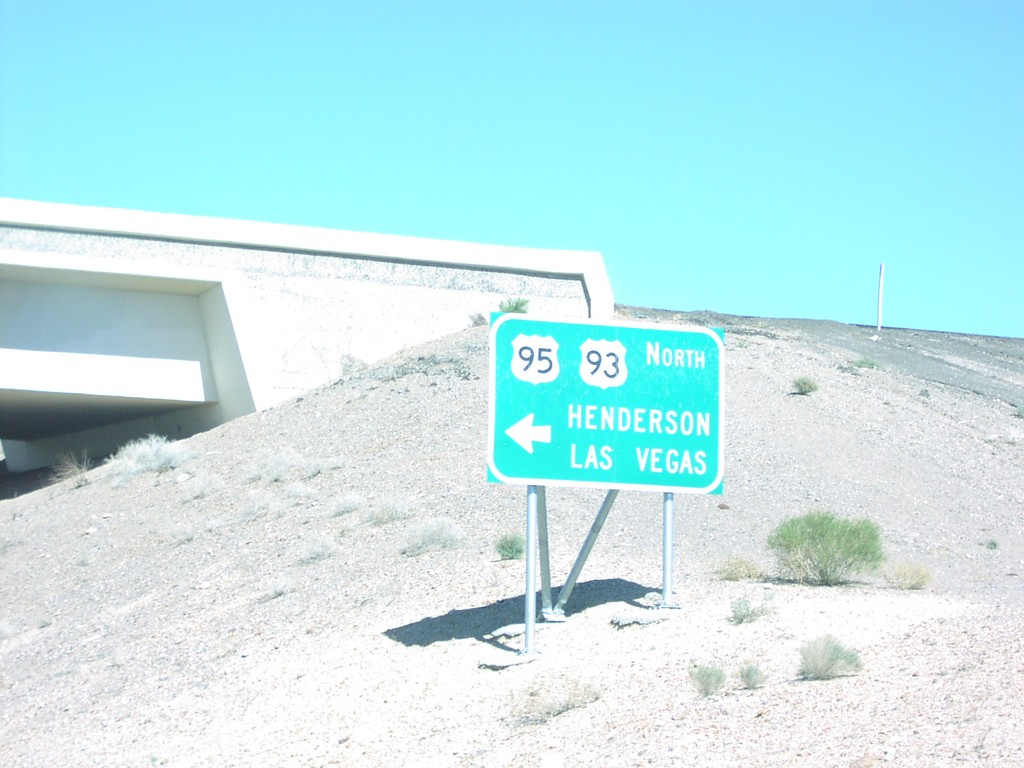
[{"x1": 383, "y1": 577, "x2": 654, "y2": 648}]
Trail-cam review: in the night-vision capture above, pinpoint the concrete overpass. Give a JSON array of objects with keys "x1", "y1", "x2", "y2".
[{"x1": 0, "y1": 199, "x2": 613, "y2": 472}]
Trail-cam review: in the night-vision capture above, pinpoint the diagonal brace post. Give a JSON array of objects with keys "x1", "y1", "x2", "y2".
[
  {"x1": 536, "y1": 486, "x2": 553, "y2": 616},
  {"x1": 549, "y1": 489, "x2": 619, "y2": 618}
]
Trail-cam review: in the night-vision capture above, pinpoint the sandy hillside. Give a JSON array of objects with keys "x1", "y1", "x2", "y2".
[{"x1": 1, "y1": 309, "x2": 1023, "y2": 768}]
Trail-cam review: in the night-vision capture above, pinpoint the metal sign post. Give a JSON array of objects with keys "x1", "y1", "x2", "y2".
[
  {"x1": 535, "y1": 485, "x2": 552, "y2": 617},
  {"x1": 662, "y1": 492, "x2": 679, "y2": 608},
  {"x1": 546, "y1": 489, "x2": 618, "y2": 620},
  {"x1": 523, "y1": 485, "x2": 538, "y2": 655}
]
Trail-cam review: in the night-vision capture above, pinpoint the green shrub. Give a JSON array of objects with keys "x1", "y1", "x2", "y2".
[
  {"x1": 495, "y1": 532, "x2": 526, "y2": 560},
  {"x1": 1015, "y1": 404, "x2": 1024, "y2": 419},
  {"x1": 729, "y1": 597, "x2": 771, "y2": 625},
  {"x1": 767, "y1": 511, "x2": 883, "y2": 585},
  {"x1": 738, "y1": 664, "x2": 767, "y2": 689},
  {"x1": 798, "y1": 635, "x2": 862, "y2": 680},
  {"x1": 853, "y1": 359, "x2": 881, "y2": 369},
  {"x1": 499, "y1": 296, "x2": 530, "y2": 314},
  {"x1": 689, "y1": 665, "x2": 726, "y2": 697},
  {"x1": 793, "y1": 376, "x2": 819, "y2": 395}
]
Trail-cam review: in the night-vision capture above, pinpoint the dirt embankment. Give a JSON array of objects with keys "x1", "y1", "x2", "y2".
[{"x1": 1, "y1": 309, "x2": 1023, "y2": 767}]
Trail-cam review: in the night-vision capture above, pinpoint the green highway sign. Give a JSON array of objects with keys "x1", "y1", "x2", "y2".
[{"x1": 488, "y1": 315, "x2": 723, "y2": 493}]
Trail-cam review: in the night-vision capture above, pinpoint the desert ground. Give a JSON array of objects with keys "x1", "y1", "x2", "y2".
[{"x1": 1, "y1": 308, "x2": 1023, "y2": 767}]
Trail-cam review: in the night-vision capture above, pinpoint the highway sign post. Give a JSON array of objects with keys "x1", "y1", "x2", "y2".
[{"x1": 487, "y1": 315, "x2": 725, "y2": 654}]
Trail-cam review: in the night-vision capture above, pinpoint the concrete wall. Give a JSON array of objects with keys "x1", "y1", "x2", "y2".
[
  {"x1": 1, "y1": 277, "x2": 217, "y2": 402},
  {"x1": 0, "y1": 251, "x2": 255, "y2": 470},
  {"x1": 0, "y1": 198, "x2": 613, "y2": 471}
]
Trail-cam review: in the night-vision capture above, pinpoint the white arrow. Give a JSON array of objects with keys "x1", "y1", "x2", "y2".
[{"x1": 505, "y1": 413, "x2": 551, "y2": 454}]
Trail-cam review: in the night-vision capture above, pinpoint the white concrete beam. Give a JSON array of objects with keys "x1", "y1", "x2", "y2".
[{"x1": 0, "y1": 198, "x2": 614, "y2": 318}]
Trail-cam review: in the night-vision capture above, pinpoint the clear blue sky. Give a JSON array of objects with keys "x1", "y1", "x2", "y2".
[{"x1": 2, "y1": 2, "x2": 1022, "y2": 338}]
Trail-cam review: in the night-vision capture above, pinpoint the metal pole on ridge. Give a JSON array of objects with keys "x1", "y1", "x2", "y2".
[{"x1": 877, "y1": 262, "x2": 886, "y2": 333}]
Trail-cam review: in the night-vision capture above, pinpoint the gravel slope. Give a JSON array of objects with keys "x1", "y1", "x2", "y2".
[{"x1": 1, "y1": 310, "x2": 1022, "y2": 767}]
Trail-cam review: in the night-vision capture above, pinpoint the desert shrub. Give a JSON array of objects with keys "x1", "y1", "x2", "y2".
[
  {"x1": 499, "y1": 296, "x2": 529, "y2": 314},
  {"x1": 258, "y1": 578, "x2": 293, "y2": 603},
  {"x1": 238, "y1": 494, "x2": 284, "y2": 524},
  {"x1": 401, "y1": 518, "x2": 465, "y2": 556},
  {"x1": 329, "y1": 492, "x2": 364, "y2": 518},
  {"x1": 984, "y1": 539, "x2": 999, "y2": 550},
  {"x1": 517, "y1": 677, "x2": 600, "y2": 724},
  {"x1": 729, "y1": 597, "x2": 771, "y2": 625},
  {"x1": 689, "y1": 665, "x2": 726, "y2": 697},
  {"x1": 170, "y1": 523, "x2": 200, "y2": 546},
  {"x1": 249, "y1": 456, "x2": 293, "y2": 484},
  {"x1": 364, "y1": 500, "x2": 412, "y2": 526},
  {"x1": 495, "y1": 532, "x2": 526, "y2": 560},
  {"x1": 249, "y1": 450, "x2": 341, "y2": 484},
  {"x1": 793, "y1": 376, "x2": 819, "y2": 395},
  {"x1": 468, "y1": 312, "x2": 488, "y2": 327},
  {"x1": 282, "y1": 482, "x2": 314, "y2": 506},
  {"x1": 109, "y1": 435, "x2": 193, "y2": 485},
  {"x1": 610, "y1": 612, "x2": 668, "y2": 629},
  {"x1": 298, "y1": 536, "x2": 338, "y2": 564},
  {"x1": 767, "y1": 511, "x2": 883, "y2": 585},
  {"x1": 1015, "y1": 405, "x2": 1024, "y2": 419},
  {"x1": 854, "y1": 359, "x2": 881, "y2": 369},
  {"x1": 884, "y1": 561, "x2": 932, "y2": 590},
  {"x1": 181, "y1": 474, "x2": 224, "y2": 501},
  {"x1": 715, "y1": 557, "x2": 764, "y2": 581},
  {"x1": 798, "y1": 635, "x2": 862, "y2": 680},
  {"x1": 54, "y1": 450, "x2": 92, "y2": 487},
  {"x1": 738, "y1": 664, "x2": 767, "y2": 689}
]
